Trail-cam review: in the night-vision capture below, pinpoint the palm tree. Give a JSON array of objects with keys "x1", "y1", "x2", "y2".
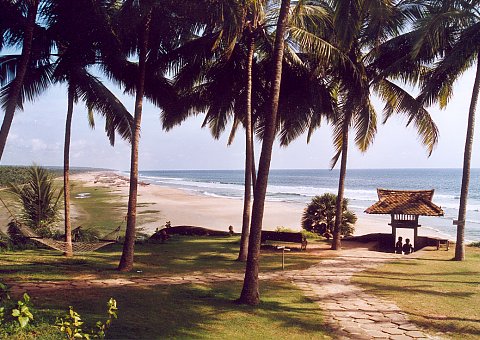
[
  {"x1": 0, "y1": 0, "x2": 41, "y2": 160},
  {"x1": 104, "y1": 0, "x2": 184, "y2": 271},
  {"x1": 1, "y1": 1, "x2": 134, "y2": 256},
  {"x1": 162, "y1": 0, "x2": 258, "y2": 262},
  {"x1": 238, "y1": 0, "x2": 291, "y2": 306},
  {"x1": 279, "y1": 0, "x2": 439, "y2": 250},
  {"x1": 411, "y1": 0, "x2": 480, "y2": 261},
  {"x1": 167, "y1": 0, "x2": 336, "y2": 263}
]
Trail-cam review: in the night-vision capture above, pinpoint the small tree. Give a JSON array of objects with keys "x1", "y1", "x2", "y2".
[
  {"x1": 8, "y1": 166, "x2": 63, "y2": 236},
  {"x1": 302, "y1": 193, "x2": 357, "y2": 237}
]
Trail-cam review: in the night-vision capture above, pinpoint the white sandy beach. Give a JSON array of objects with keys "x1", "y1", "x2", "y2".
[{"x1": 71, "y1": 171, "x2": 447, "y2": 240}]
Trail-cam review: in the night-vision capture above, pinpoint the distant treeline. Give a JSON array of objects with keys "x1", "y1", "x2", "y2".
[
  {"x1": 0, "y1": 166, "x2": 109, "y2": 187},
  {"x1": 0, "y1": 166, "x2": 62, "y2": 187}
]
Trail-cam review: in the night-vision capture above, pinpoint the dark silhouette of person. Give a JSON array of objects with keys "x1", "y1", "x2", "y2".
[
  {"x1": 402, "y1": 238, "x2": 414, "y2": 255},
  {"x1": 395, "y1": 236, "x2": 403, "y2": 254}
]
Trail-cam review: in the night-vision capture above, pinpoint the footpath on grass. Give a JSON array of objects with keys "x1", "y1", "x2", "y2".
[{"x1": 8, "y1": 247, "x2": 443, "y2": 340}]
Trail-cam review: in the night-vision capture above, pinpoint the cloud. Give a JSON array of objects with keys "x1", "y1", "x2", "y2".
[{"x1": 31, "y1": 138, "x2": 48, "y2": 151}]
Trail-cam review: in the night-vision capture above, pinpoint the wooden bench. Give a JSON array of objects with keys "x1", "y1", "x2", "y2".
[
  {"x1": 261, "y1": 231, "x2": 307, "y2": 251},
  {"x1": 433, "y1": 237, "x2": 449, "y2": 251}
]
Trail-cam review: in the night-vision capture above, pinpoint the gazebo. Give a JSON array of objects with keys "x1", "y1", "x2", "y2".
[{"x1": 365, "y1": 189, "x2": 444, "y2": 251}]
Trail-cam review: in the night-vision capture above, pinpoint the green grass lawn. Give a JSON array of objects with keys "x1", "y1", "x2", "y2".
[
  {"x1": 7, "y1": 280, "x2": 332, "y2": 339},
  {"x1": 0, "y1": 236, "x2": 322, "y2": 281},
  {"x1": 1, "y1": 238, "x2": 331, "y2": 339},
  {"x1": 353, "y1": 246, "x2": 480, "y2": 339}
]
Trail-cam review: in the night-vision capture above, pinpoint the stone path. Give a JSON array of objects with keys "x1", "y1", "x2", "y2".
[
  {"x1": 282, "y1": 249, "x2": 443, "y2": 339},
  {"x1": 7, "y1": 247, "x2": 442, "y2": 339}
]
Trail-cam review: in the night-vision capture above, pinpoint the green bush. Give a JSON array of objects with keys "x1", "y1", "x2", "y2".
[
  {"x1": 469, "y1": 241, "x2": 480, "y2": 248},
  {"x1": 0, "y1": 281, "x2": 118, "y2": 339},
  {"x1": 73, "y1": 227, "x2": 101, "y2": 242}
]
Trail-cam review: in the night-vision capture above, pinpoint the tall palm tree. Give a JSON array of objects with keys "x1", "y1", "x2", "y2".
[
  {"x1": 1, "y1": 0, "x2": 134, "y2": 256},
  {"x1": 162, "y1": 0, "x2": 258, "y2": 262},
  {"x1": 320, "y1": 0, "x2": 438, "y2": 250},
  {"x1": 167, "y1": 0, "x2": 335, "y2": 263},
  {"x1": 238, "y1": 0, "x2": 291, "y2": 306},
  {"x1": 104, "y1": 0, "x2": 184, "y2": 271},
  {"x1": 412, "y1": 0, "x2": 480, "y2": 261},
  {"x1": 0, "y1": 0, "x2": 41, "y2": 161}
]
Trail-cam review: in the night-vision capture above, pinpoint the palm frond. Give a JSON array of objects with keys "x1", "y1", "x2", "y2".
[{"x1": 376, "y1": 79, "x2": 439, "y2": 155}]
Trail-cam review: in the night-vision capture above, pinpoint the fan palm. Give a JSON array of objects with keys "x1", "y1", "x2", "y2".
[
  {"x1": 412, "y1": 0, "x2": 480, "y2": 261},
  {"x1": 302, "y1": 193, "x2": 356, "y2": 236}
]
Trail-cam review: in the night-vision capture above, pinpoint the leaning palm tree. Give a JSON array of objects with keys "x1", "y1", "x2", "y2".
[
  {"x1": 1, "y1": 0, "x2": 134, "y2": 256},
  {"x1": 0, "y1": 0, "x2": 43, "y2": 160},
  {"x1": 411, "y1": 0, "x2": 480, "y2": 261}
]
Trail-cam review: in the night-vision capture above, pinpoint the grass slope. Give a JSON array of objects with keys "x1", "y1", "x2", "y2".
[
  {"x1": 0, "y1": 237, "x2": 321, "y2": 281},
  {"x1": 353, "y1": 247, "x2": 480, "y2": 339}
]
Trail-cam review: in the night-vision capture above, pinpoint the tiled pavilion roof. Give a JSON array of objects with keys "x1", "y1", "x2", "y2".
[{"x1": 364, "y1": 189, "x2": 444, "y2": 216}]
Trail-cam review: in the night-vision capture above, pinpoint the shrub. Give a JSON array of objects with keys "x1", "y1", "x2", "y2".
[
  {"x1": 274, "y1": 226, "x2": 295, "y2": 233},
  {"x1": 469, "y1": 241, "x2": 480, "y2": 248},
  {"x1": 302, "y1": 193, "x2": 357, "y2": 237},
  {"x1": 73, "y1": 227, "x2": 101, "y2": 242},
  {"x1": 8, "y1": 165, "x2": 63, "y2": 231}
]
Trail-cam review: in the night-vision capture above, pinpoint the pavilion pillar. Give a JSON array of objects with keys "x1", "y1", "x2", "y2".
[{"x1": 391, "y1": 214, "x2": 396, "y2": 253}]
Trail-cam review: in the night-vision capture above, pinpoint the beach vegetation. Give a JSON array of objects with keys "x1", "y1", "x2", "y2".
[
  {"x1": 7, "y1": 166, "x2": 63, "y2": 233},
  {"x1": 353, "y1": 247, "x2": 480, "y2": 339},
  {"x1": 0, "y1": 166, "x2": 46, "y2": 187},
  {"x1": 411, "y1": 0, "x2": 480, "y2": 261},
  {"x1": 302, "y1": 193, "x2": 356, "y2": 237}
]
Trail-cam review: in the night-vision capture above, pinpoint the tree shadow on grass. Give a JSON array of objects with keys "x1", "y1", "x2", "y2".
[{"x1": 34, "y1": 281, "x2": 332, "y2": 339}]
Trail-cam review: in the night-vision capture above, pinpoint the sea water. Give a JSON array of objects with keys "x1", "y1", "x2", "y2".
[{"x1": 137, "y1": 168, "x2": 480, "y2": 242}]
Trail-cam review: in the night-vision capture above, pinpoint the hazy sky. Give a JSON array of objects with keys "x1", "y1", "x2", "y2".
[{"x1": 1, "y1": 68, "x2": 479, "y2": 171}]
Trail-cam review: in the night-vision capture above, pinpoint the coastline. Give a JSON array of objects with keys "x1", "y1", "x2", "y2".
[{"x1": 72, "y1": 171, "x2": 451, "y2": 240}]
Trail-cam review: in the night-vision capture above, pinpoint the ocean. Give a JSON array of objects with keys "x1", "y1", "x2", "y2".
[{"x1": 137, "y1": 168, "x2": 480, "y2": 242}]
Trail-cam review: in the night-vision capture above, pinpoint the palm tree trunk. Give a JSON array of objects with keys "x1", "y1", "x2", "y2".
[
  {"x1": 118, "y1": 13, "x2": 151, "y2": 272},
  {"x1": 332, "y1": 117, "x2": 349, "y2": 250},
  {"x1": 237, "y1": 35, "x2": 255, "y2": 262},
  {"x1": 455, "y1": 55, "x2": 480, "y2": 261},
  {"x1": 0, "y1": 0, "x2": 39, "y2": 160},
  {"x1": 63, "y1": 87, "x2": 74, "y2": 257},
  {"x1": 238, "y1": 0, "x2": 291, "y2": 305},
  {"x1": 251, "y1": 128, "x2": 257, "y2": 190}
]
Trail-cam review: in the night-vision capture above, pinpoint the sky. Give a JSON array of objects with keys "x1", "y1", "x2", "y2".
[{"x1": 1, "y1": 69, "x2": 479, "y2": 171}]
